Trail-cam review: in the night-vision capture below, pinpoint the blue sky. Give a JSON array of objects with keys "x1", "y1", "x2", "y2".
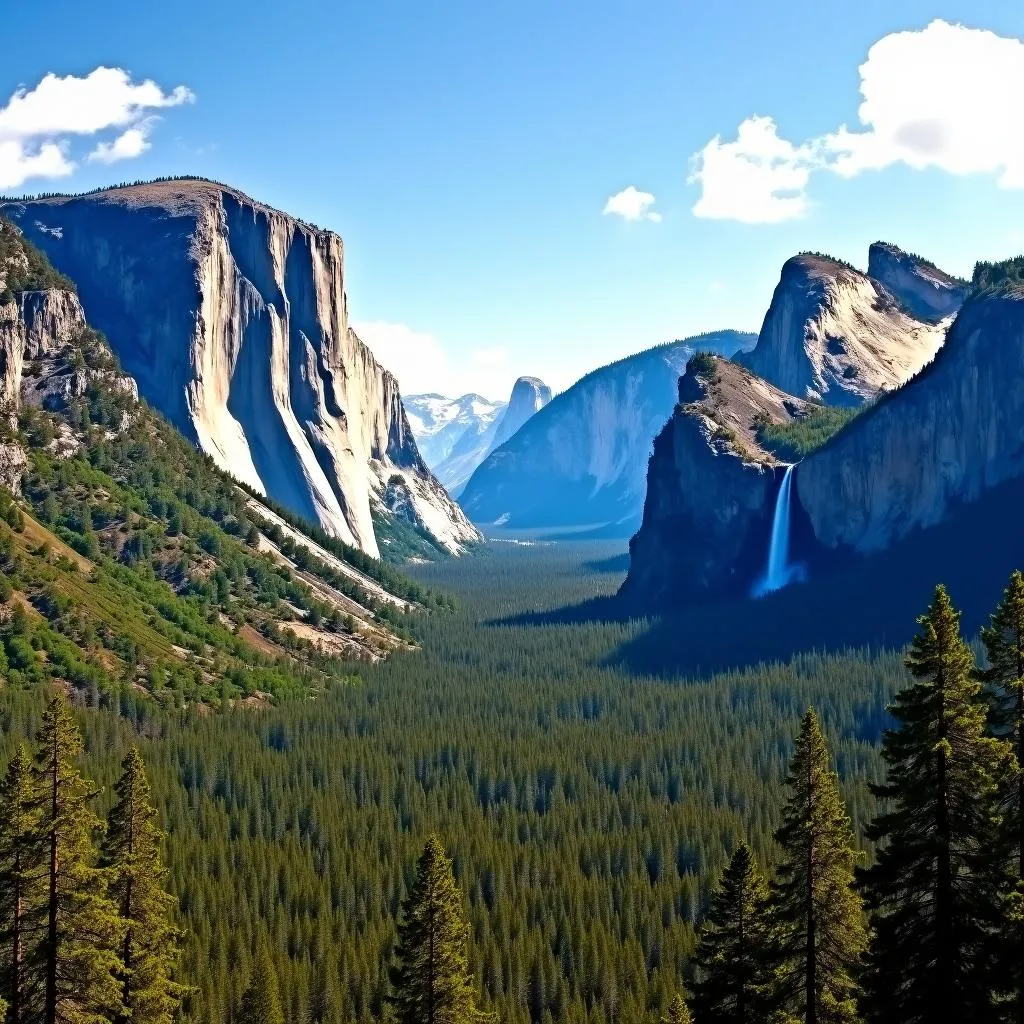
[{"x1": 4, "y1": 0, "x2": 1024, "y2": 399}]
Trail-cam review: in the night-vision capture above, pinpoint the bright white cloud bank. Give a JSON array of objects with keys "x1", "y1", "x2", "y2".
[
  {"x1": 0, "y1": 67, "x2": 193, "y2": 190},
  {"x1": 603, "y1": 185, "x2": 662, "y2": 222},
  {"x1": 690, "y1": 20, "x2": 1024, "y2": 223}
]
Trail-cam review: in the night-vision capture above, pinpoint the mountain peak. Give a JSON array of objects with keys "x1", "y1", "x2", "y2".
[{"x1": 867, "y1": 241, "x2": 968, "y2": 322}]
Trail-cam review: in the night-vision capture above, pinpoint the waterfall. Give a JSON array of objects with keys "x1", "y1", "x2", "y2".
[{"x1": 752, "y1": 463, "x2": 804, "y2": 597}]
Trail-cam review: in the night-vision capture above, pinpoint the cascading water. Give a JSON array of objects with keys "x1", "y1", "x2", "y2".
[{"x1": 752, "y1": 463, "x2": 804, "y2": 597}]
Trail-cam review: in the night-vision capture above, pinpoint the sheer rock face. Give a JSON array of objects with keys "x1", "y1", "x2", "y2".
[
  {"x1": 0, "y1": 289, "x2": 87, "y2": 405},
  {"x1": 621, "y1": 357, "x2": 808, "y2": 603},
  {"x1": 2, "y1": 181, "x2": 480, "y2": 557},
  {"x1": 491, "y1": 376, "x2": 552, "y2": 451},
  {"x1": 458, "y1": 332, "x2": 755, "y2": 531},
  {"x1": 796, "y1": 291, "x2": 1024, "y2": 553},
  {"x1": 867, "y1": 242, "x2": 968, "y2": 324},
  {"x1": 741, "y1": 253, "x2": 951, "y2": 407}
]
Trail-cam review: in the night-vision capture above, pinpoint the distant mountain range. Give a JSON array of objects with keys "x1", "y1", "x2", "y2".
[
  {"x1": 458, "y1": 331, "x2": 756, "y2": 534},
  {"x1": 405, "y1": 377, "x2": 552, "y2": 495}
]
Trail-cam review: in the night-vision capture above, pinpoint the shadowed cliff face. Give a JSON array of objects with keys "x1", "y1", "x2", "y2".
[
  {"x1": 620, "y1": 357, "x2": 808, "y2": 603},
  {"x1": 1, "y1": 181, "x2": 479, "y2": 558},
  {"x1": 797, "y1": 290, "x2": 1024, "y2": 553},
  {"x1": 867, "y1": 242, "x2": 968, "y2": 324},
  {"x1": 741, "y1": 253, "x2": 950, "y2": 407},
  {"x1": 459, "y1": 332, "x2": 754, "y2": 531}
]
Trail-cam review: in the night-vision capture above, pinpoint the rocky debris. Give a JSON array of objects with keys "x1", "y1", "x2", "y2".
[{"x1": 2, "y1": 179, "x2": 481, "y2": 558}]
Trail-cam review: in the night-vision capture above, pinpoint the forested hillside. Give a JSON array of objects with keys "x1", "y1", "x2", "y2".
[{"x1": 0, "y1": 541, "x2": 902, "y2": 1023}]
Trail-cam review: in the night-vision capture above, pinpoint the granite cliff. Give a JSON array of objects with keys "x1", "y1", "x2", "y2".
[
  {"x1": 620, "y1": 355, "x2": 808, "y2": 602},
  {"x1": 740, "y1": 248, "x2": 955, "y2": 406},
  {"x1": 1, "y1": 179, "x2": 480, "y2": 559},
  {"x1": 624, "y1": 278, "x2": 1024, "y2": 607}
]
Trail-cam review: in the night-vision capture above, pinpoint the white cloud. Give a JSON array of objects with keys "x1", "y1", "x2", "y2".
[
  {"x1": 0, "y1": 140, "x2": 72, "y2": 190},
  {"x1": 353, "y1": 320, "x2": 517, "y2": 400},
  {"x1": 689, "y1": 115, "x2": 819, "y2": 224},
  {"x1": 88, "y1": 123, "x2": 153, "y2": 164},
  {"x1": 0, "y1": 67, "x2": 193, "y2": 190},
  {"x1": 690, "y1": 20, "x2": 1024, "y2": 222},
  {"x1": 603, "y1": 185, "x2": 662, "y2": 222}
]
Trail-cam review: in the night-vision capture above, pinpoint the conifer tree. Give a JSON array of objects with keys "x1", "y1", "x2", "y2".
[
  {"x1": 0, "y1": 747, "x2": 44, "y2": 1024},
  {"x1": 982, "y1": 570, "x2": 1024, "y2": 1022},
  {"x1": 101, "y1": 746, "x2": 184, "y2": 1024},
  {"x1": 237, "y1": 940, "x2": 285, "y2": 1024},
  {"x1": 691, "y1": 842, "x2": 778, "y2": 1023},
  {"x1": 30, "y1": 693, "x2": 125, "y2": 1024},
  {"x1": 389, "y1": 834, "x2": 489, "y2": 1024},
  {"x1": 661, "y1": 991, "x2": 693, "y2": 1024},
  {"x1": 772, "y1": 709, "x2": 866, "y2": 1024},
  {"x1": 862, "y1": 585, "x2": 1008, "y2": 1024}
]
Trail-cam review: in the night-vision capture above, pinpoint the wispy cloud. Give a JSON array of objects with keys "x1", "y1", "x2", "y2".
[
  {"x1": 603, "y1": 185, "x2": 662, "y2": 223},
  {"x1": 352, "y1": 320, "x2": 517, "y2": 400},
  {"x1": 689, "y1": 20, "x2": 1024, "y2": 223},
  {"x1": 0, "y1": 67, "x2": 194, "y2": 189}
]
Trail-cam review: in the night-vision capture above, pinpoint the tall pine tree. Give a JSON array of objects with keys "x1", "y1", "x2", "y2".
[
  {"x1": 862, "y1": 585, "x2": 1008, "y2": 1024},
  {"x1": 982, "y1": 570, "x2": 1024, "y2": 1022},
  {"x1": 101, "y1": 746, "x2": 184, "y2": 1024},
  {"x1": 772, "y1": 709, "x2": 866, "y2": 1024},
  {"x1": 30, "y1": 693, "x2": 125, "y2": 1024},
  {"x1": 389, "y1": 835, "x2": 490, "y2": 1024},
  {"x1": 661, "y1": 992, "x2": 693, "y2": 1024},
  {"x1": 691, "y1": 842, "x2": 778, "y2": 1023},
  {"x1": 237, "y1": 939, "x2": 284, "y2": 1024},
  {"x1": 0, "y1": 747, "x2": 44, "y2": 1024}
]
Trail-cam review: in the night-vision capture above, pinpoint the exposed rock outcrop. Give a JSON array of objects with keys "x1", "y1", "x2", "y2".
[
  {"x1": 867, "y1": 242, "x2": 968, "y2": 323},
  {"x1": 620, "y1": 356, "x2": 809, "y2": 603},
  {"x1": 740, "y1": 252, "x2": 951, "y2": 406},
  {"x1": 0, "y1": 289, "x2": 87, "y2": 406},
  {"x1": 459, "y1": 331, "x2": 754, "y2": 532},
  {"x1": 795, "y1": 290, "x2": 1024, "y2": 554},
  {"x1": 1, "y1": 180, "x2": 480, "y2": 558},
  {"x1": 491, "y1": 376, "x2": 552, "y2": 451}
]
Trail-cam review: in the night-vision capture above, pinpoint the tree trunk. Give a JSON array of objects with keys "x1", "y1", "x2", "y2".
[
  {"x1": 45, "y1": 734, "x2": 58, "y2": 1024},
  {"x1": 936, "y1": 650, "x2": 953, "y2": 1020},
  {"x1": 805, "y1": 750, "x2": 817, "y2": 1024}
]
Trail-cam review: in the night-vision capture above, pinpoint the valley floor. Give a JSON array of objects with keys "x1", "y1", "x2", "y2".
[{"x1": 0, "y1": 537, "x2": 905, "y2": 1024}]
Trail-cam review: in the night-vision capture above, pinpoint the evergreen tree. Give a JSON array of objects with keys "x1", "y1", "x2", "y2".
[
  {"x1": 236, "y1": 939, "x2": 284, "y2": 1024},
  {"x1": 30, "y1": 694, "x2": 125, "y2": 1024},
  {"x1": 691, "y1": 842, "x2": 777, "y2": 1023},
  {"x1": 772, "y1": 709, "x2": 866, "y2": 1024},
  {"x1": 982, "y1": 571, "x2": 1024, "y2": 1022},
  {"x1": 661, "y1": 992, "x2": 693, "y2": 1024},
  {"x1": 0, "y1": 747, "x2": 44, "y2": 1024},
  {"x1": 101, "y1": 746, "x2": 184, "y2": 1024},
  {"x1": 862, "y1": 585, "x2": 1008, "y2": 1024},
  {"x1": 389, "y1": 835, "x2": 489, "y2": 1024}
]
